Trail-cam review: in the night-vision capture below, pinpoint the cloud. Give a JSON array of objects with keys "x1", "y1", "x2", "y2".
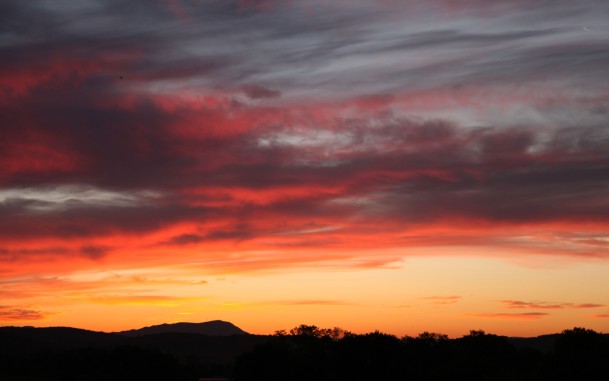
[
  {"x1": 162, "y1": 234, "x2": 206, "y2": 246},
  {"x1": 240, "y1": 85, "x2": 281, "y2": 100},
  {"x1": 591, "y1": 314, "x2": 609, "y2": 319},
  {"x1": 90, "y1": 295, "x2": 204, "y2": 306},
  {"x1": 575, "y1": 304, "x2": 605, "y2": 309},
  {"x1": 261, "y1": 300, "x2": 353, "y2": 306},
  {"x1": 4, "y1": 0, "x2": 609, "y2": 101},
  {"x1": 1, "y1": 0, "x2": 609, "y2": 272},
  {"x1": 79, "y1": 245, "x2": 113, "y2": 260},
  {"x1": 3, "y1": 94, "x2": 609, "y2": 264},
  {"x1": 0, "y1": 306, "x2": 48, "y2": 321},
  {"x1": 501, "y1": 300, "x2": 604, "y2": 310},
  {"x1": 0, "y1": 247, "x2": 71, "y2": 262},
  {"x1": 468, "y1": 312, "x2": 549, "y2": 320},
  {"x1": 0, "y1": 186, "x2": 158, "y2": 212},
  {"x1": 0, "y1": 271, "x2": 210, "y2": 305},
  {"x1": 423, "y1": 296, "x2": 462, "y2": 305}
]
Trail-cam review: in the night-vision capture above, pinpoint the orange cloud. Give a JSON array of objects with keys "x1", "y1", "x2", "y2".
[
  {"x1": 423, "y1": 296, "x2": 462, "y2": 305},
  {"x1": 0, "y1": 306, "x2": 49, "y2": 321},
  {"x1": 90, "y1": 295, "x2": 205, "y2": 306},
  {"x1": 259, "y1": 300, "x2": 354, "y2": 306},
  {"x1": 501, "y1": 300, "x2": 604, "y2": 310},
  {"x1": 468, "y1": 312, "x2": 549, "y2": 320},
  {"x1": 591, "y1": 314, "x2": 609, "y2": 319}
]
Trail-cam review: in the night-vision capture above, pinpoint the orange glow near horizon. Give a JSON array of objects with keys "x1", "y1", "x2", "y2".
[{"x1": 3, "y1": 246, "x2": 609, "y2": 337}]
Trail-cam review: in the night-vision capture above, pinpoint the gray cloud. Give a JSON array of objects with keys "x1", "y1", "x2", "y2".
[
  {"x1": 5, "y1": 1, "x2": 609, "y2": 99},
  {"x1": 79, "y1": 245, "x2": 113, "y2": 260}
]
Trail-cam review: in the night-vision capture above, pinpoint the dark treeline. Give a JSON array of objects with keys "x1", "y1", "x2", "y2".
[
  {"x1": 233, "y1": 326, "x2": 609, "y2": 381},
  {"x1": 1, "y1": 325, "x2": 609, "y2": 380},
  {"x1": 0, "y1": 345, "x2": 199, "y2": 381}
]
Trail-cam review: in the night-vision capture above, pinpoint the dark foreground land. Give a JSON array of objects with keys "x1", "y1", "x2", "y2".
[{"x1": 1, "y1": 324, "x2": 608, "y2": 381}]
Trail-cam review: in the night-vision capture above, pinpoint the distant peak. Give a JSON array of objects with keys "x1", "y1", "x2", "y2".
[{"x1": 117, "y1": 320, "x2": 248, "y2": 337}]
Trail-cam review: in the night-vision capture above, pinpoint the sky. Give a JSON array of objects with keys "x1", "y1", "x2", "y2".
[{"x1": 1, "y1": 0, "x2": 609, "y2": 337}]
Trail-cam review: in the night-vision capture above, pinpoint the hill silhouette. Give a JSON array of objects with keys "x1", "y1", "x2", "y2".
[
  {"x1": 118, "y1": 320, "x2": 247, "y2": 337},
  {"x1": 0, "y1": 322, "x2": 263, "y2": 381},
  {"x1": 0, "y1": 326, "x2": 127, "y2": 353},
  {"x1": 508, "y1": 334, "x2": 560, "y2": 353}
]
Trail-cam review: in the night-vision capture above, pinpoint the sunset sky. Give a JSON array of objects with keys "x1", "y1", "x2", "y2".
[{"x1": 2, "y1": 0, "x2": 609, "y2": 337}]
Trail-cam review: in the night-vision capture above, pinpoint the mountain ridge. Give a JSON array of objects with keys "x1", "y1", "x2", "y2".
[{"x1": 117, "y1": 319, "x2": 248, "y2": 337}]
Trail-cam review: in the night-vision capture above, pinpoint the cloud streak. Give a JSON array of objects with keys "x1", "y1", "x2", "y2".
[
  {"x1": 261, "y1": 300, "x2": 354, "y2": 306},
  {"x1": 501, "y1": 300, "x2": 605, "y2": 310},
  {"x1": 424, "y1": 296, "x2": 462, "y2": 305},
  {"x1": 0, "y1": 306, "x2": 49, "y2": 321},
  {"x1": 468, "y1": 312, "x2": 549, "y2": 320},
  {"x1": 591, "y1": 314, "x2": 609, "y2": 319}
]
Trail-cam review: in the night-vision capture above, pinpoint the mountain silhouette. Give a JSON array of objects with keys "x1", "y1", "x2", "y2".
[{"x1": 117, "y1": 320, "x2": 248, "y2": 337}]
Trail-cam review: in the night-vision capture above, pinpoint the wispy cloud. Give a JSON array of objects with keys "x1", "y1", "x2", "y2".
[
  {"x1": 261, "y1": 300, "x2": 354, "y2": 306},
  {"x1": 90, "y1": 295, "x2": 205, "y2": 306},
  {"x1": 468, "y1": 312, "x2": 549, "y2": 320},
  {"x1": 501, "y1": 300, "x2": 604, "y2": 310},
  {"x1": 591, "y1": 314, "x2": 609, "y2": 319},
  {"x1": 423, "y1": 296, "x2": 462, "y2": 305},
  {"x1": 0, "y1": 306, "x2": 50, "y2": 321}
]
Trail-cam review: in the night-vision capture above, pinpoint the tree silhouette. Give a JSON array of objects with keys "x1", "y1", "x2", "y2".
[{"x1": 549, "y1": 327, "x2": 609, "y2": 379}]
